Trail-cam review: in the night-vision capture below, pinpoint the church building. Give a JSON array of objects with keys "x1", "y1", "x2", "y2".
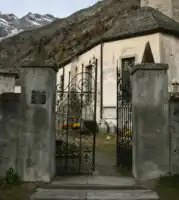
[
  {"x1": 15, "y1": 0, "x2": 179, "y2": 127},
  {"x1": 55, "y1": 0, "x2": 179, "y2": 126}
]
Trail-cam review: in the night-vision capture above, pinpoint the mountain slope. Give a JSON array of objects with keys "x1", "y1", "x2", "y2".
[
  {"x1": 0, "y1": 12, "x2": 56, "y2": 39},
  {"x1": 0, "y1": 0, "x2": 140, "y2": 68}
]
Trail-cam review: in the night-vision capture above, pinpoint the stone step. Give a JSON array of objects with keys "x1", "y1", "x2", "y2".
[
  {"x1": 43, "y1": 183, "x2": 143, "y2": 190},
  {"x1": 52, "y1": 176, "x2": 136, "y2": 187},
  {"x1": 43, "y1": 176, "x2": 142, "y2": 190},
  {"x1": 30, "y1": 176, "x2": 159, "y2": 200},
  {"x1": 44, "y1": 176, "x2": 143, "y2": 190},
  {"x1": 31, "y1": 188, "x2": 159, "y2": 200}
]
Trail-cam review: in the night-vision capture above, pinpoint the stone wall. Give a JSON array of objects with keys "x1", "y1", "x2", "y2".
[
  {"x1": 141, "y1": 0, "x2": 179, "y2": 23},
  {"x1": 172, "y1": 0, "x2": 179, "y2": 24},
  {"x1": 0, "y1": 92, "x2": 20, "y2": 177},
  {"x1": 159, "y1": 33, "x2": 179, "y2": 90},
  {"x1": 18, "y1": 65, "x2": 57, "y2": 182},
  {"x1": 132, "y1": 63, "x2": 169, "y2": 180},
  {"x1": 0, "y1": 63, "x2": 57, "y2": 182},
  {"x1": 0, "y1": 72, "x2": 18, "y2": 94},
  {"x1": 169, "y1": 93, "x2": 179, "y2": 175},
  {"x1": 1, "y1": 62, "x2": 179, "y2": 182}
]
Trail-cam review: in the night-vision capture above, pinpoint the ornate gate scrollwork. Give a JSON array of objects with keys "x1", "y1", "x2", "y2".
[
  {"x1": 116, "y1": 58, "x2": 134, "y2": 169},
  {"x1": 56, "y1": 59, "x2": 98, "y2": 175}
]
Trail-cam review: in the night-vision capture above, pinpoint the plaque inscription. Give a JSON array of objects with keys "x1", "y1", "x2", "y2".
[{"x1": 31, "y1": 90, "x2": 46, "y2": 105}]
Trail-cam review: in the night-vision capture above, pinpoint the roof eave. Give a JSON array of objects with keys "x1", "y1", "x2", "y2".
[{"x1": 58, "y1": 27, "x2": 179, "y2": 68}]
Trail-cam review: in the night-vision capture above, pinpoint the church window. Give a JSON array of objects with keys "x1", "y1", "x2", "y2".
[
  {"x1": 85, "y1": 64, "x2": 93, "y2": 103},
  {"x1": 121, "y1": 57, "x2": 135, "y2": 103}
]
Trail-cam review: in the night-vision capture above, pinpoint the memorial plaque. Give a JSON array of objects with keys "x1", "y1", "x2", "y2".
[{"x1": 31, "y1": 90, "x2": 46, "y2": 105}]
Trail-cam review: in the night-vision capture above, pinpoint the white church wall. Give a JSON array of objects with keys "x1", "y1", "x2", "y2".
[
  {"x1": 13, "y1": 33, "x2": 161, "y2": 125},
  {"x1": 56, "y1": 67, "x2": 63, "y2": 85},
  {"x1": 71, "y1": 46, "x2": 100, "y2": 72},
  {"x1": 159, "y1": 33, "x2": 179, "y2": 91},
  {"x1": 14, "y1": 85, "x2": 21, "y2": 93},
  {"x1": 71, "y1": 45, "x2": 101, "y2": 122},
  {"x1": 59, "y1": 33, "x2": 160, "y2": 124},
  {"x1": 57, "y1": 45, "x2": 101, "y2": 122},
  {"x1": 57, "y1": 64, "x2": 71, "y2": 89},
  {"x1": 69, "y1": 45, "x2": 101, "y2": 96},
  {"x1": 102, "y1": 33, "x2": 160, "y2": 120},
  {"x1": 101, "y1": 33, "x2": 160, "y2": 131},
  {"x1": 57, "y1": 45, "x2": 101, "y2": 87}
]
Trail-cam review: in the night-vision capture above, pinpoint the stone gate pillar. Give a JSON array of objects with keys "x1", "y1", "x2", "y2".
[
  {"x1": 131, "y1": 63, "x2": 169, "y2": 180},
  {"x1": 18, "y1": 59, "x2": 57, "y2": 182},
  {"x1": 169, "y1": 92, "x2": 179, "y2": 175}
]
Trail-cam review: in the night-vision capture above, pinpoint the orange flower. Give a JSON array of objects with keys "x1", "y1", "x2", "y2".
[
  {"x1": 71, "y1": 123, "x2": 75, "y2": 127},
  {"x1": 72, "y1": 123, "x2": 80, "y2": 129}
]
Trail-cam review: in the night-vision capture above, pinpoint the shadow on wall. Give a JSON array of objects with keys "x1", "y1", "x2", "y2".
[{"x1": 0, "y1": 92, "x2": 21, "y2": 177}]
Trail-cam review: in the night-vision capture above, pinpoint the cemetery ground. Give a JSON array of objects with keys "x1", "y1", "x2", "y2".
[
  {"x1": 0, "y1": 179, "x2": 45, "y2": 200},
  {"x1": 0, "y1": 133, "x2": 179, "y2": 200}
]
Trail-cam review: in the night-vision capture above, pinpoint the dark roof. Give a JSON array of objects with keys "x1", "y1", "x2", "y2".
[
  {"x1": 102, "y1": 7, "x2": 179, "y2": 41},
  {"x1": 58, "y1": 7, "x2": 179, "y2": 68},
  {"x1": 21, "y1": 58, "x2": 57, "y2": 68},
  {"x1": 0, "y1": 68, "x2": 20, "y2": 78}
]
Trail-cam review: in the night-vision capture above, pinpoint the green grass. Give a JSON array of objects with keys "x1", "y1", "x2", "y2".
[
  {"x1": 138, "y1": 174, "x2": 179, "y2": 200},
  {"x1": 95, "y1": 133, "x2": 133, "y2": 176},
  {"x1": 0, "y1": 178, "x2": 45, "y2": 200},
  {"x1": 154, "y1": 175, "x2": 179, "y2": 200},
  {"x1": 96, "y1": 133, "x2": 116, "y2": 155}
]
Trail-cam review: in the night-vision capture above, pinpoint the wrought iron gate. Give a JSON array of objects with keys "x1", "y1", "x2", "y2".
[
  {"x1": 116, "y1": 58, "x2": 134, "y2": 169},
  {"x1": 56, "y1": 59, "x2": 97, "y2": 175}
]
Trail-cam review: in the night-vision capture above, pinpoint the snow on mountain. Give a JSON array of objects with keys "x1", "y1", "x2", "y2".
[
  {"x1": 0, "y1": 12, "x2": 56, "y2": 40},
  {"x1": 19, "y1": 12, "x2": 56, "y2": 29}
]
